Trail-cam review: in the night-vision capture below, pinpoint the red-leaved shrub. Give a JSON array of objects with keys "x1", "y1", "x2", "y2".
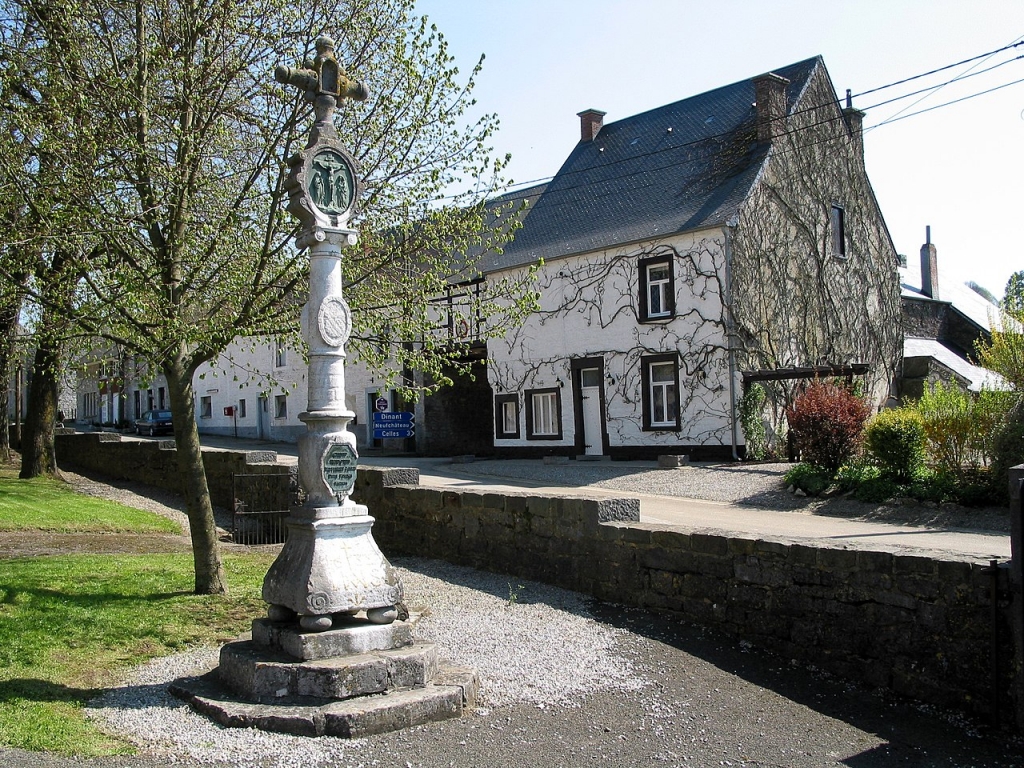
[{"x1": 786, "y1": 381, "x2": 871, "y2": 473}]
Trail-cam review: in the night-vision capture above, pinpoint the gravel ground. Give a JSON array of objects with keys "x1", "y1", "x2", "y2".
[{"x1": 4, "y1": 562, "x2": 1023, "y2": 767}]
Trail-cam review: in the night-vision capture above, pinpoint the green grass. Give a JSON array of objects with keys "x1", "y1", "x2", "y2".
[
  {"x1": 0, "y1": 551, "x2": 277, "y2": 755},
  {"x1": 0, "y1": 474, "x2": 180, "y2": 534}
]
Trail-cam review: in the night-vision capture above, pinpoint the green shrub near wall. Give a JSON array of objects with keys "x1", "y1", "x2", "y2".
[{"x1": 864, "y1": 408, "x2": 926, "y2": 482}]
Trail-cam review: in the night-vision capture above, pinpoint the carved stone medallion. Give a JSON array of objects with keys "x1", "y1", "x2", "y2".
[
  {"x1": 317, "y1": 296, "x2": 352, "y2": 348},
  {"x1": 307, "y1": 148, "x2": 355, "y2": 217}
]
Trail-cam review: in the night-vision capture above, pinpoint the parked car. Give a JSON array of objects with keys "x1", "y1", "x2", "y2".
[{"x1": 135, "y1": 409, "x2": 173, "y2": 436}]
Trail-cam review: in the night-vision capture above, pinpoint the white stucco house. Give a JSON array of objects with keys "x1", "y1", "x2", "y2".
[
  {"x1": 469, "y1": 56, "x2": 900, "y2": 460},
  {"x1": 76, "y1": 56, "x2": 903, "y2": 460}
]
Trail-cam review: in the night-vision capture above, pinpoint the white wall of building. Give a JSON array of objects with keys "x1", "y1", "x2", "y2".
[{"x1": 488, "y1": 229, "x2": 735, "y2": 454}]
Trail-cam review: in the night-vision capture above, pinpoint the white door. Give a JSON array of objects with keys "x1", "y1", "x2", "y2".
[{"x1": 580, "y1": 368, "x2": 603, "y2": 456}]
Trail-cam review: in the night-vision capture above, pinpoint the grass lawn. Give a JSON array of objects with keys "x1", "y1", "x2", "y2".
[
  {"x1": 0, "y1": 459, "x2": 276, "y2": 755},
  {"x1": 0, "y1": 552, "x2": 277, "y2": 755},
  {"x1": 0, "y1": 467, "x2": 180, "y2": 534}
]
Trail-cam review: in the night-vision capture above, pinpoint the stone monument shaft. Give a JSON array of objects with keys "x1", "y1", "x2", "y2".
[{"x1": 262, "y1": 36, "x2": 402, "y2": 632}]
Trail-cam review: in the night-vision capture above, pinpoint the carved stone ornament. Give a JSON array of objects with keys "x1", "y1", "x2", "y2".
[
  {"x1": 285, "y1": 138, "x2": 361, "y2": 231},
  {"x1": 317, "y1": 295, "x2": 352, "y2": 348}
]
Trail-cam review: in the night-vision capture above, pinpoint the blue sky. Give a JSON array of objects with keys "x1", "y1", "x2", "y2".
[{"x1": 415, "y1": 0, "x2": 1023, "y2": 301}]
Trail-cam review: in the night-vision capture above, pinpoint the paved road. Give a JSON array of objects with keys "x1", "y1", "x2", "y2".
[{"x1": 196, "y1": 435, "x2": 1011, "y2": 562}]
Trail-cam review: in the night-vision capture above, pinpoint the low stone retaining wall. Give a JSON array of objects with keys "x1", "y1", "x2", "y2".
[
  {"x1": 55, "y1": 432, "x2": 289, "y2": 509},
  {"x1": 355, "y1": 467, "x2": 1013, "y2": 726}
]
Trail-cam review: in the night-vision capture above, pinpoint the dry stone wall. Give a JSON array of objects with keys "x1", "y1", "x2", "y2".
[
  {"x1": 55, "y1": 432, "x2": 289, "y2": 509},
  {"x1": 356, "y1": 467, "x2": 1011, "y2": 723}
]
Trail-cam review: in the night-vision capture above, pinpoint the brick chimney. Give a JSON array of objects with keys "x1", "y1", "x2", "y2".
[
  {"x1": 577, "y1": 109, "x2": 606, "y2": 142},
  {"x1": 920, "y1": 225, "x2": 939, "y2": 300},
  {"x1": 753, "y1": 73, "x2": 790, "y2": 143},
  {"x1": 843, "y1": 89, "x2": 865, "y2": 167}
]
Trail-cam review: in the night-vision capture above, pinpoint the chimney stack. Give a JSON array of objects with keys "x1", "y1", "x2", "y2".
[
  {"x1": 577, "y1": 109, "x2": 606, "y2": 142},
  {"x1": 920, "y1": 225, "x2": 939, "y2": 300},
  {"x1": 753, "y1": 72, "x2": 790, "y2": 143},
  {"x1": 843, "y1": 89, "x2": 866, "y2": 167}
]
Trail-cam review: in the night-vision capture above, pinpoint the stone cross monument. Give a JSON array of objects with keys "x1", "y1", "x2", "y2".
[
  {"x1": 172, "y1": 40, "x2": 477, "y2": 735},
  {"x1": 262, "y1": 36, "x2": 402, "y2": 631}
]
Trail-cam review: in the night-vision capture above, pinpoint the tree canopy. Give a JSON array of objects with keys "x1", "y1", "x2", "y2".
[{"x1": 0, "y1": 0, "x2": 536, "y2": 591}]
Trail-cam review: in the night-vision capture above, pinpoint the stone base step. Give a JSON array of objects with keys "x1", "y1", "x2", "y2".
[
  {"x1": 170, "y1": 664, "x2": 479, "y2": 738},
  {"x1": 220, "y1": 639, "x2": 439, "y2": 701}
]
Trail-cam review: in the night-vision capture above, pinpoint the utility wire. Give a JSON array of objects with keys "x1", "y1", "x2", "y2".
[{"x1": 850, "y1": 39, "x2": 1024, "y2": 98}]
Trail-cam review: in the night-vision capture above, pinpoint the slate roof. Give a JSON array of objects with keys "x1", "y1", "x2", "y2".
[
  {"x1": 904, "y1": 337, "x2": 1004, "y2": 392},
  {"x1": 478, "y1": 56, "x2": 823, "y2": 273}
]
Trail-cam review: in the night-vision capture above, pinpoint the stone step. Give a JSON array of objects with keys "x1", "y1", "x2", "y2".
[
  {"x1": 220, "y1": 640, "x2": 438, "y2": 701},
  {"x1": 252, "y1": 614, "x2": 416, "y2": 660},
  {"x1": 170, "y1": 664, "x2": 479, "y2": 738}
]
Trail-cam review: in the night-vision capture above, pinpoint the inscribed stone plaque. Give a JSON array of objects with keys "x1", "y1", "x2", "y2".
[{"x1": 323, "y1": 443, "x2": 357, "y2": 496}]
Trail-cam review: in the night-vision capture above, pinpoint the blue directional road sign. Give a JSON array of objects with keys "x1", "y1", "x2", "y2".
[{"x1": 372, "y1": 411, "x2": 415, "y2": 439}]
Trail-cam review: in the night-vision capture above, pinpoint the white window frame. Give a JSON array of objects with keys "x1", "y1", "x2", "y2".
[
  {"x1": 646, "y1": 263, "x2": 671, "y2": 318},
  {"x1": 502, "y1": 400, "x2": 517, "y2": 434},
  {"x1": 200, "y1": 396, "x2": 212, "y2": 419},
  {"x1": 275, "y1": 394, "x2": 288, "y2": 419},
  {"x1": 642, "y1": 356, "x2": 679, "y2": 431},
  {"x1": 527, "y1": 389, "x2": 560, "y2": 439}
]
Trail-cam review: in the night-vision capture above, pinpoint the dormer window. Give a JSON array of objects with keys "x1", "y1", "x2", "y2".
[{"x1": 639, "y1": 255, "x2": 675, "y2": 322}]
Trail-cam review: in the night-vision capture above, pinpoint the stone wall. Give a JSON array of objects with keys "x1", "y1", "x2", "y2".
[
  {"x1": 55, "y1": 432, "x2": 290, "y2": 509},
  {"x1": 356, "y1": 467, "x2": 1013, "y2": 724}
]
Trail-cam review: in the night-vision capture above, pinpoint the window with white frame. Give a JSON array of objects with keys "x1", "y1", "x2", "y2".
[
  {"x1": 238, "y1": 399, "x2": 247, "y2": 418},
  {"x1": 200, "y1": 396, "x2": 212, "y2": 419},
  {"x1": 275, "y1": 340, "x2": 287, "y2": 367},
  {"x1": 275, "y1": 394, "x2": 287, "y2": 419},
  {"x1": 639, "y1": 255, "x2": 674, "y2": 321},
  {"x1": 641, "y1": 354, "x2": 680, "y2": 430},
  {"x1": 526, "y1": 387, "x2": 561, "y2": 440}
]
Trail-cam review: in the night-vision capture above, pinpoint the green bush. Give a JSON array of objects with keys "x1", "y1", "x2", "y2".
[
  {"x1": 835, "y1": 459, "x2": 881, "y2": 492},
  {"x1": 916, "y1": 382, "x2": 1014, "y2": 474},
  {"x1": 853, "y1": 476, "x2": 900, "y2": 503},
  {"x1": 786, "y1": 381, "x2": 871, "y2": 474},
  {"x1": 864, "y1": 408, "x2": 925, "y2": 482},
  {"x1": 989, "y1": 396, "x2": 1024, "y2": 503},
  {"x1": 739, "y1": 384, "x2": 768, "y2": 460},
  {"x1": 783, "y1": 462, "x2": 831, "y2": 495}
]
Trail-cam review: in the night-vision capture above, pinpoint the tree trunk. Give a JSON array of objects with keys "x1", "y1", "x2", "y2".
[
  {"x1": 165, "y1": 357, "x2": 228, "y2": 594},
  {"x1": 0, "y1": 281, "x2": 26, "y2": 462},
  {"x1": 19, "y1": 338, "x2": 60, "y2": 478}
]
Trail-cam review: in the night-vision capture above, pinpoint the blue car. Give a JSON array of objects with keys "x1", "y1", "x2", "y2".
[{"x1": 135, "y1": 409, "x2": 173, "y2": 436}]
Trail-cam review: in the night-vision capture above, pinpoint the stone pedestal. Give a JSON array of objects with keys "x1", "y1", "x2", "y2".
[{"x1": 171, "y1": 614, "x2": 478, "y2": 737}]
